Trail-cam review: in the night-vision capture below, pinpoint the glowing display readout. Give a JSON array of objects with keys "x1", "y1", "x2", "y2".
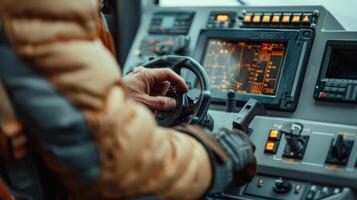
[{"x1": 202, "y1": 39, "x2": 287, "y2": 96}]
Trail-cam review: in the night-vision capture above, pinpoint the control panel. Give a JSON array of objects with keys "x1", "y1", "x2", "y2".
[
  {"x1": 124, "y1": 4, "x2": 357, "y2": 200},
  {"x1": 217, "y1": 115, "x2": 357, "y2": 200}
]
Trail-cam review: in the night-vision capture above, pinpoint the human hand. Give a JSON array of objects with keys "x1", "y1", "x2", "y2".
[{"x1": 122, "y1": 67, "x2": 188, "y2": 111}]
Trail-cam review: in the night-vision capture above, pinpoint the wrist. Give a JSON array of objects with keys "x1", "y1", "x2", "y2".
[
  {"x1": 174, "y1": 125, "x2": 234, "y2": 195},
  {"x1": 214, "y1": 128, "x2": 257, "y2": 186}
]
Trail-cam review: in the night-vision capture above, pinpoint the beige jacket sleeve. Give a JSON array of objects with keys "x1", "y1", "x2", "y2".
[{"x1": 0, "y1": 0, "x2": 213, "y2": 199}]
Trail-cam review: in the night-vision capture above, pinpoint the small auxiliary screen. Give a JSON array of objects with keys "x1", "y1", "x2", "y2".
[
  {"x1": 326, "y1": 48, "x2": 357, "y2": 80},
  {"x1": 314, "y1": 40, "x2": 357, "y2": 103},
  {"x1": 202, "y1": 39, "x2": 287, "y2": 96}
]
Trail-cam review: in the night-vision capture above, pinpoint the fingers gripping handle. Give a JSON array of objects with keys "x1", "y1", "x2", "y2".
[{"x1": 142, "y1": 55, "x2": 211, "y2": 127}]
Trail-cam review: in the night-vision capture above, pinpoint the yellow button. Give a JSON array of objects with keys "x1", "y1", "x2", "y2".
[
  {"x1": 269, "y1": 130, "x2": 279, "y2": 139},
  {"x1": 265, "y1": 141, "x2": 275, "y2": 151},
  {"x1": 282, "y1": 15, "x2": 291, "y2": 23},
  {"x1": 302, "y1": 15, "x2": 311, "y2": 24},
  {"x1": 243, "y1": 15, "x2": 252, "y2": 23},
  {"x1": 216, "y1": 15, "x2": 229, "y2": 23},
  {"x1": 262, "y1": 15, "x2": 271, "y2": 23},
  {"x1": 253, "y1": 15, "x2": 261, "y2": 23},
  {"x1": 272, "y1": 15, "x2": 280, "y2": 23},
  {"x1": 292, "y1": 15, "x2": 300, "y2": 23}
]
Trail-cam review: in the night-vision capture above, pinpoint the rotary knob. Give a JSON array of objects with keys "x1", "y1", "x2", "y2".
[{"x1": 273, "y1": 178, "x2": 292, "y2": 193}]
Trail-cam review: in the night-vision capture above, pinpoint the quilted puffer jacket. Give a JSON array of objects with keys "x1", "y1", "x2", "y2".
[{"x1": 0, "y1": 0, "x2": 220, "y2": 199}]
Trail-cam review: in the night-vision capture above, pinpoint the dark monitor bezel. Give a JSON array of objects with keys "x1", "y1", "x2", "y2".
[
  {"x1": 317, "y1": 40, "x2": 357, "y2": 83},
  {"x1": 192, "y1": 29, "x2": 314, "y2": 111}
]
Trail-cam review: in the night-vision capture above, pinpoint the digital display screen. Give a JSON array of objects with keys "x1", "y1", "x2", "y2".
[
  {"x1": 202, "y1": 39, "x2": 287, "y2": 96},
  {"x1": 326, "y1": 49, "x2": 357, "y2": 80}
]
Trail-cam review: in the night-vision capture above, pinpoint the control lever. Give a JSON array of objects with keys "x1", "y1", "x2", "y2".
[
  {"x1": 281, "y1": 122, "x2": 309, "y2": 159},
  {"x1": 226, "y1": 90, "x2": 237, "y2": 113},
  {"x1": 326, "y1": 134, "x2": 354, "y2": 165},
  {"x1": 173, "y1": 35, "x2": 190, "y2": 54},
  {"x1": 283, "y1": 123, "x2": 304, "y2": 153},
  {"x1": 232, "y1": 99, "x2": 266, "y2": 133},
  {"x1": 334, "y1": 134, "x2": 348, "y2": 159}
]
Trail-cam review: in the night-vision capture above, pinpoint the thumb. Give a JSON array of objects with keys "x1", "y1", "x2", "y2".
[{"x1": 145, "y1": 95, "x2": 177, "y2": 111}]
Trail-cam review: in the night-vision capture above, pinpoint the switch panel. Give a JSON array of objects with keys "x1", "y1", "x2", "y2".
[{"x1": 234, "y1": 115, "x2": 357, "y2": 189}]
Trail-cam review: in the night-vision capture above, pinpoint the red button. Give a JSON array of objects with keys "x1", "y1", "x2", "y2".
[{"x1": 320, "y1": 92, "x2": 328, "y2": 97}]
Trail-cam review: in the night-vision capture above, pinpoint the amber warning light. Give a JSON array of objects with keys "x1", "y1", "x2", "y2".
[{"x1": 216, "y1": 15, "x2": 229, "y2": 23}]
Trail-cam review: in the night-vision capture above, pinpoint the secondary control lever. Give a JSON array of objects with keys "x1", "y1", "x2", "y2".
[
  {"x1": 232, "y1": 99, "x2": 266, "y2": 133},
  {"x1": 226, "y1": 90, "x2": 237, "y2": 113},
  {"x1": 281, "y1": 122, "x2": 309, "y2": 159},
  {"x1": 326, "y1": 134, "x2": 354, "y2": 165},
  {"x1": 173, "y1": 35, "x2": 190, "y2": 54}
]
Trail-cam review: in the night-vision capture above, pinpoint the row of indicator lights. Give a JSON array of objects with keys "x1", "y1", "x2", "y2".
[
  {"x1": 265, "y1": 129, "x2": 281, "y2": 153},
  {"x1": 243, "y1": 13, "x2": 312, "y2": 24}
]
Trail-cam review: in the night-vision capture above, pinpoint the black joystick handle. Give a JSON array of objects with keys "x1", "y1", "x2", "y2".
[
  {"x1": 285, "y1": 135, "x2": 304, "y2": 153},
  {"x1": 280, "y1": 122, "x2": 304, "y2": 153},
  {"x1": 226, "y1": 90, "x2": 237, "y2": 113},
  {"x1": 333, "y1": 134, "x2": 348, "y2": 159}
]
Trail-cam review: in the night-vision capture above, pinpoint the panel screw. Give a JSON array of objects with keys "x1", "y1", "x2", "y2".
[
  {"x1": 310, "y1": 23, "x2": 317, "y2": 30},
  {"x1": 313, "y1": 10, "x2": 320, "y2": 16}
]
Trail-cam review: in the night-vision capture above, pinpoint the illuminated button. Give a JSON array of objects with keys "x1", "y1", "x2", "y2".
[
  {"x1": 295, "y1": 185, "x2": 302, "y2": 194},
  {"x1": 302, "y1": 14, "x2": 312, "y2": 24},
  {"x1": 272, "y1": 15, "x2": 281, "y2": 23},
  {"x1": 243, "y1": 15, "x2": 252, "y2": 23},
  {"x1": 265, "y1": 141, "x2": 278, "y2": 153},
  {"x1": 262, "y1": 14, "x2": 271, "y2": 23},
  {"x1": 320, "y1": 92, "x2": 328, "y2": 98},
  {"x1": 291, "y1": 15, "x2": 301, "y2": 23},
  {"x1": 282, "y1": 14, "x2": 291, "y2": 23},
  {"x1": 269, "y1": 129, "x2": 281, "y2": 140},
  {"x1": 265, "y1": 142, "x2": 275, "y2": 151},
  {"x1": 216, "y1": 15, "x2": 229, "y2": 23},
  {"x1": 252, "y1": 15, "x2": 261, "y2": 23}
]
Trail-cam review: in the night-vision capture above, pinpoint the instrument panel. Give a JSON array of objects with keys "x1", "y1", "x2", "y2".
[{"x1": 124, "y1": 4, "x2": 357, "y2": 200}]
